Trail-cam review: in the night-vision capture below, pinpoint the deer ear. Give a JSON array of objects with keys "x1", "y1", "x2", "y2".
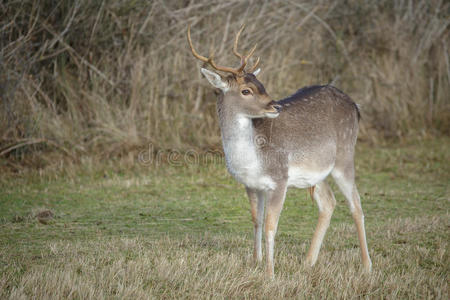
[
  {"x1": 201, "y1": 68, "x2": 229, "y2": 92},
  {"x1": 252, "y1": 68, "x2": 261, "y2": 76}
]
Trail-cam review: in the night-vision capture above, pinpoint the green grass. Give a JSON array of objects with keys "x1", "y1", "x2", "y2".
[{"x1": 0, "y1": 138, "x2": 449, "y2": 299}]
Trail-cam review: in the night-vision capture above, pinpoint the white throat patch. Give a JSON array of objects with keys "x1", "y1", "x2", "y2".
[{"x1": 222, "y1": 115, "x2": 276, "y2": 190}]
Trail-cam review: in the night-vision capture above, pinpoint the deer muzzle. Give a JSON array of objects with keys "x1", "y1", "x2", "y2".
[{"x1": 264, "y1": 101, "x2": 282, "y2": 118}]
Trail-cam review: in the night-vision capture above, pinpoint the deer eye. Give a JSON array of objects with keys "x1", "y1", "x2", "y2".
[{"x1": 241, "y1": 89, "x2": 251, "y2": 96}]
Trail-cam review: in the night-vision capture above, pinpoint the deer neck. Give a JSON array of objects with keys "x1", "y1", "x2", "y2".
[
  {"x1": 219, "y1": 113, "x2": 256, "y2": 157},
  {"x1": 217, "y1": 101, "x2": 257, "y2": 161}
]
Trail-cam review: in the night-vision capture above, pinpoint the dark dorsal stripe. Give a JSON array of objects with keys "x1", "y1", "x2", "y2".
[
  {"x1": 278, "y1": 85, "x2": 361, "y2": 121},
  {"x1": 278, "y1": 85, "x2": 325, "y2": 104}
]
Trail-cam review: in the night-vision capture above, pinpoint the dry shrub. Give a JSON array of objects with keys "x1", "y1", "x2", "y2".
[{"x1": 1, "y1": 0, "x2": 449, "y2": 164}]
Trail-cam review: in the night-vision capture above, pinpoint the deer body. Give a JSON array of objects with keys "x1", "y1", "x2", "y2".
[
  {"x1": 188, "y1": 25, "x2": 372, "y2": 278},
  {"x1": 219, "y1": 87, "x2": 339, "y2": 190}
]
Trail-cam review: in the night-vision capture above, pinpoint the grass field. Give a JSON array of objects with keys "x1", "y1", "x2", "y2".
[{"x1": 0, "y1": 138, "x2": 449, "y2": 299}]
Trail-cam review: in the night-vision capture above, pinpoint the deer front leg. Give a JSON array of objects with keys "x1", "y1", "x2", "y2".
[
  {"x1": 264, "y1": 181, "x2": 287, "y2": 278},
  {"x1": 246, "y1": 187, "x2": 265, "y2": 262}
]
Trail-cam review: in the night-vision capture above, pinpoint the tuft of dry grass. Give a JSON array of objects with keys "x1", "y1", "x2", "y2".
[{"x1": 0, "y1": 0, "x2": 449, "y2": 168}]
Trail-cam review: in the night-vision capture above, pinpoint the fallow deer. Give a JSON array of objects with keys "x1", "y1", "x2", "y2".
[{"x1": 187, "y1": 25, "x2": 372, "y2": 278}]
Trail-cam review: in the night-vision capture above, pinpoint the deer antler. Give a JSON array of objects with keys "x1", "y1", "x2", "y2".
[
  {"x1": 187, "y1": 24, "x2": 259, "y2": 76},
  {"x1": 232, "y1": 25, "x2": 259, "y2": 73}
]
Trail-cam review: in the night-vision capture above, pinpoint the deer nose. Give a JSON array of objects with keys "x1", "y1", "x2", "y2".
[{"x1": 269, "y1": 101, "x2": 282, "y2": 112}]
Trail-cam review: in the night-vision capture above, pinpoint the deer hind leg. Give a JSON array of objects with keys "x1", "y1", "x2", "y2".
[
  {"x1": 305, "y1": 181, "x2": 336, "y2": 267},
  {"x1": 332, "y1": 166, "x2": 372, "y2": 272},
  {"x1": 246, "y1": 187, "x2": 265, "y2": 262},
  {"x1": 264, "y1": 182, "x2": 287, "y2": 278}
]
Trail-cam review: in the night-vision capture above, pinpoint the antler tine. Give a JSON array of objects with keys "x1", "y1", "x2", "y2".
[
  {"x1": 246, "y1": 44, "x2": 257, "y2": 59},
  {"x1": 187, "y1": 25, "x2": 241, "y2": 75},
  {"x1": 187, "y1": 25, "x2": 209, "y2": 63},
  {"x1": 233, "y1": 25, "x2": 258, "y2": 73},
  {"x1": 248, "y1": 56, "x2": 260, "y2": 73},
  {"x1": 233, "y1": 25, "x2": 245, "y2": 60},
  {"x1": 237, "y1": 46, "x2": 256, "y2": 73},
  {"x1": 237, "y1": 43, "x2": 258, "y2": 72}
]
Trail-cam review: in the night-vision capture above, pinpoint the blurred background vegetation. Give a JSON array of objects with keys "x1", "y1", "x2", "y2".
[{"x1": 1, "y1": 0, "x2": 449, "y2": 170}]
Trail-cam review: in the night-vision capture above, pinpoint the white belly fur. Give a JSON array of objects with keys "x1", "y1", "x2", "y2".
[
  {"x1": 287, "y1": 164, "x2": 333, "y2": 188},
  {"x1": 225, "y1": 145, "x2": 332, "y2": 190}
]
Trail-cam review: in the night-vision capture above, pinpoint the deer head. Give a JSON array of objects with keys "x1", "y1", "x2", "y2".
[{"x1": 187, "y1": 25, "x2": 281, "y2": 118}]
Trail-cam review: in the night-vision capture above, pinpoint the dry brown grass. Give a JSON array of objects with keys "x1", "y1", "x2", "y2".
[
  {"x1": 2, "y1": 215, "x2": 447, "y2": 299},
  {"x1": 1, "y1": 0, "x2": 449, "y2": 166}
]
